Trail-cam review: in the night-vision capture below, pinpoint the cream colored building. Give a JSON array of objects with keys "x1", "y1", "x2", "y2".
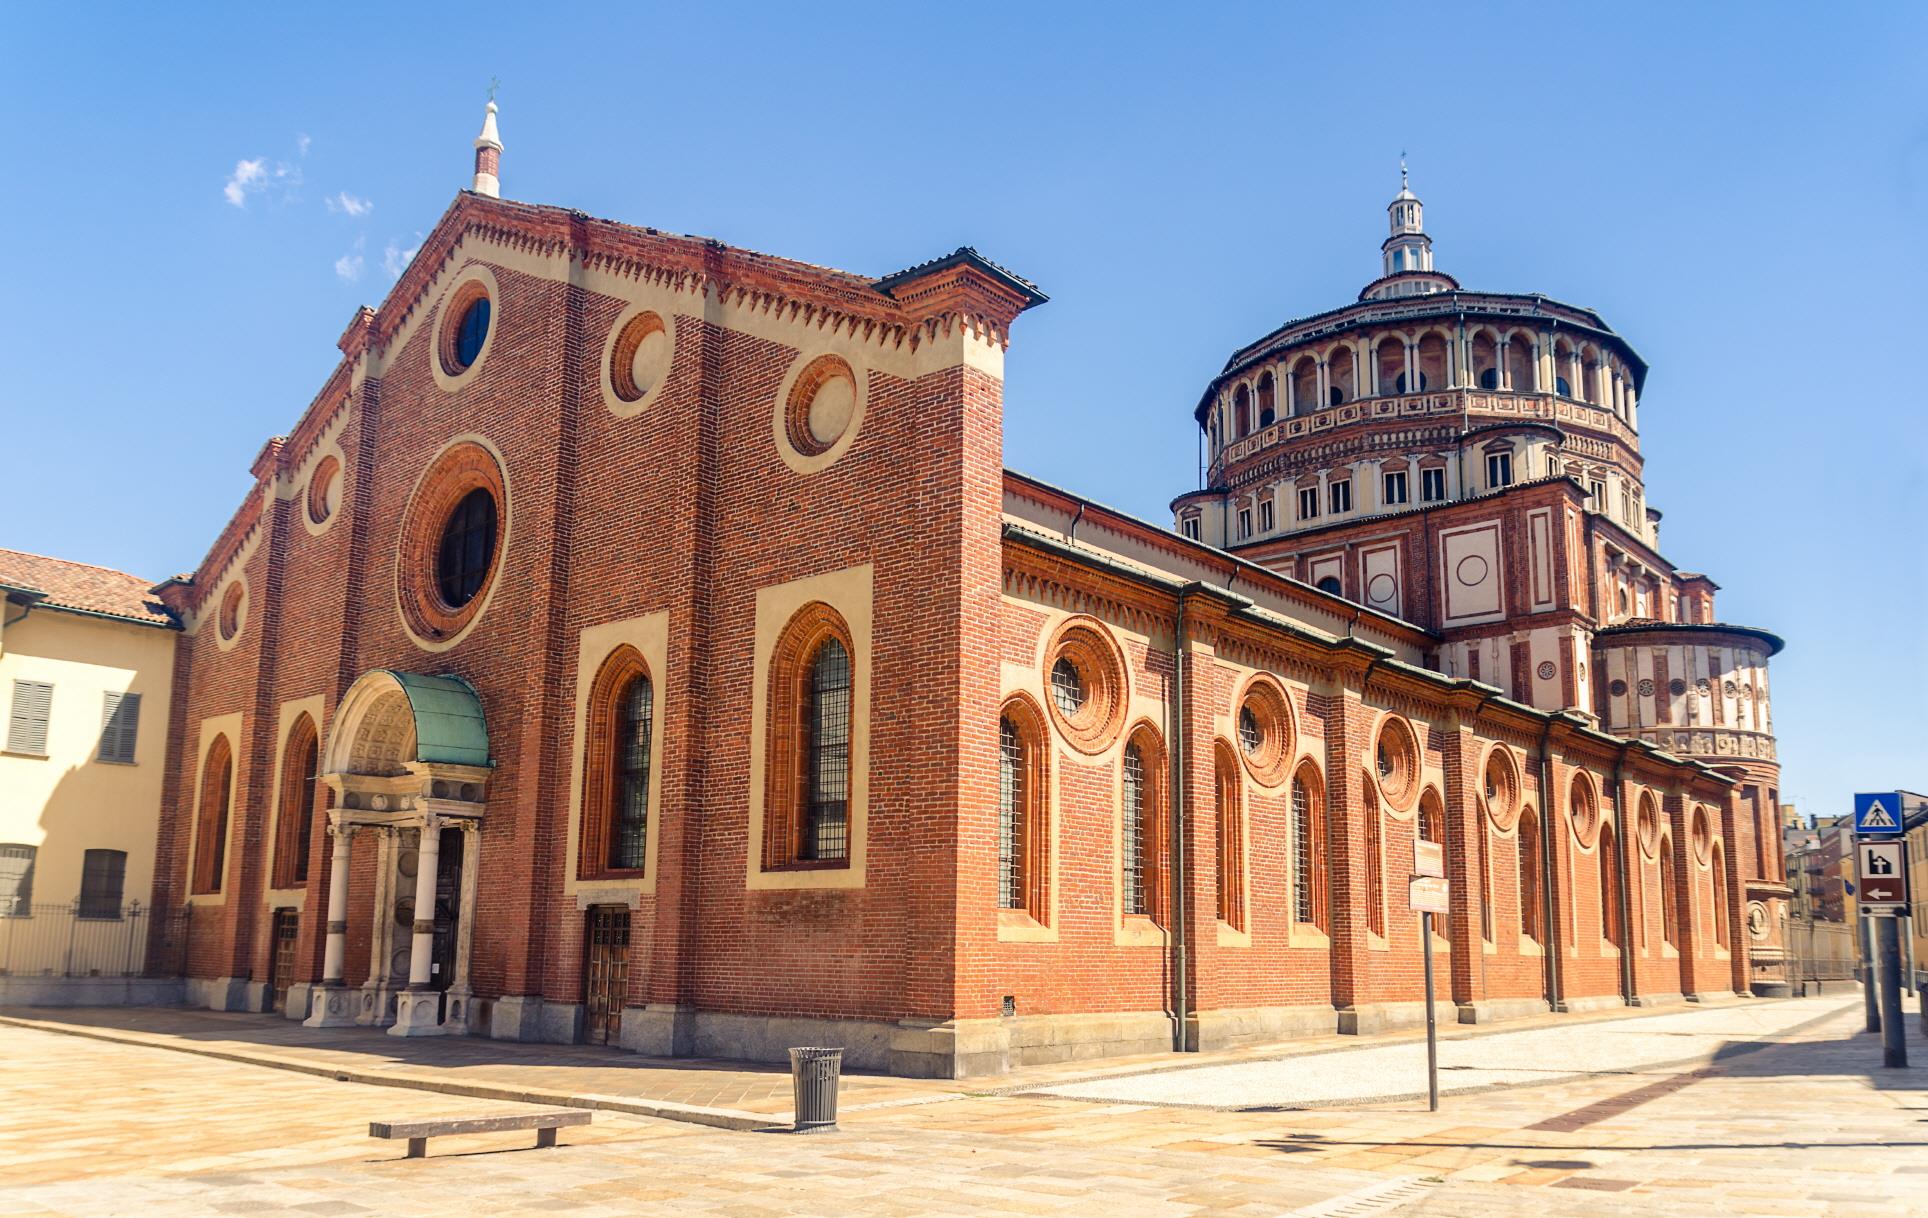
[{"x1": 1, "y1": 549, "x2": 178, "y2": 1001}]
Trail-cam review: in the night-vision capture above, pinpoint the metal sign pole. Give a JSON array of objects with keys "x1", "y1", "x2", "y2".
[
  {"x1": 1863, "y1": 910, "x2": 1881, "y2": 1033},
  {"x1": 1421, "y1": 911, "x2": 1438, "y2": 1112},
  {"x1": 1878, "y1": 913, "x2": 1908, "y2": 1068}
]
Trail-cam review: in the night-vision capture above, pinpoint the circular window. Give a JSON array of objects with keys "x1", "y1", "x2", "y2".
[
  {"x1": 1669, "y1": 678, "x2": 1687, "y2": 697},
  {"x1": 1234, "y1": 674, "x2": 1294, "y2": 786},
  {"x1": 1691, "y1": 806, "x2": 1713, "y2": 863},
  {"x1": 307, "y1": 455, "x2": 341, "y2": 525},
  {"x1": 1372, "y1": 715, "x2": 1420, "y2": 810},
  {"x1": 1569, "y1": 772, "x2": 1600, "y2": 846},
  {"x1": 431, "y1": 269, "x2": 501, "y2": 390},
  {"x1": 396, "y1": 438, "x2": 509, "y2": 648},
  {"x1": 218, "y1": 581, "x2": 245, "y2": 642},
  {"x1": 1608, "y1": 678, "x2": 1628, "y2": 697},
  {"x1": 1042, "y1": 616, "x2": 1127, "y2": 755},
  {"x1": 1482, "y1": 745, "x2": 1520, "y2": 831},
  {"x1": 786, "y1": 355, "x2": 858, "y2": 456},
  {"x1": 1636, "y1": 793, "x2": 1660, "y2": 858},
  {"x1": 608, "y1": 309, "x2": 672, "y2": 408}
]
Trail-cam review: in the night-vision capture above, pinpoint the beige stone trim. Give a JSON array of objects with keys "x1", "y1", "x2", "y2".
[
  {"x1": 294, "y1": 413, "x2": 350, "y2": 539},
  {"x1": 393, "y1": 432, "x2": 513, "y2": 654},
  {"x1": 185, "y1": 712, "x2": 244, "y2": 907},
  {"x1": 745, "y1": 564, "x2": 872, "y2": 891},
  {"x1": 262, "y1": 695, "x2": 325, "y2": 909},
  {"x1": 563, "y1": 610, "x2": 670, "y2": 898},
  {"x1": 427, "y1": 264, "x2": 502, "y2": 394},
  {"x1": 369, "y1": 234, "x2": 1006, "y2": 392},
  {"x1": 210, "y1": 572, "x2": 250, "y2": 654}
]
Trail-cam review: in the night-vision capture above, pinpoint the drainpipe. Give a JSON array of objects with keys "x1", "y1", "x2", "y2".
[
  {"x1": 1169, "y1": 584, "x2": 1192, "y2": 1051},
  {"x1": 1536, "y1": 720, "x2": 1564, "y2": 1012},
  {"x1": 1612, "y1": 745, "x2": 1638, "y2": 1005}
]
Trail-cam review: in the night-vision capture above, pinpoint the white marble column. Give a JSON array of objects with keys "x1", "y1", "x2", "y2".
[
  {"x1": 303, "y1": 822, "x2": 361, "y2": 1027},
  {"x1": 390, "y1": 816, "x2": 449, "y2": 1036}
]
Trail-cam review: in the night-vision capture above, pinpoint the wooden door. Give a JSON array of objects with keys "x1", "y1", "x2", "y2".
[
  {"x1": 269, "y1": 909, "x2": 299, "y2": 1013},
  {"x1": 583, "y1": 905, "x2": 630, "y2": 1046}
]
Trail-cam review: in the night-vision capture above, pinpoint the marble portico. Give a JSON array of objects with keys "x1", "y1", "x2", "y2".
[{"x1": 302, "y1": 670, "x2": 491, "y2": 1037}]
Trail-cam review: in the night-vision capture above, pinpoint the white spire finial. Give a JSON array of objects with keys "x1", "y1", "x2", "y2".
[
  {"x1": 472, "y1": 84, "x2": 502, "y2": 198},
  {"x1": 1400, "y1": 151, "x2": 1408, "y2": 192}
]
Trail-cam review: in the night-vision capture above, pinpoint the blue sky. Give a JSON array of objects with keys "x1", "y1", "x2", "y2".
[{"x1": 3, "y1": 3, "x2": 1922, "y2": 822}]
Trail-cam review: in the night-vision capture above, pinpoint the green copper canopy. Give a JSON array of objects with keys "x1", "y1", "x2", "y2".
[{"x1": 385, "y1": 671, "x2": 492, "y2": 768}]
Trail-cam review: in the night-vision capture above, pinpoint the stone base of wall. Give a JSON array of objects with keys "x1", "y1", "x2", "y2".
[
  {"x1": 284, "y1": 981, "x2": 315, "y2": 1021},
  {"x1": 486, "y1": 995, "x2": 582, "y2": 1044},
  {"x1": 1336, "y1": 1000, "x2": 1432, "y2": 1035},
  {"x1": 1630, "y1": 990, "x2": 1685, "y2": 1007},
  {"x1": 1685, "y1": 989, "x2": 1740, "y2": 1004},
  {"x1": 184, "y1": 975, "x2": 258, "y2": 1012},
  {"x1": 1191, "y1": 1004, "x2": 1335, "y2": 1050},
  {"x1": 0, "y1": 976, "x2": 186, "y2": 1007},
  {"x1": 1561, "y1": 993, "x2": 1628, "y2": 1015},
  {"x1": 1750, "y1": 980, "x2": 1794, "y2": 999},
  {"x1": 1455, "y1": 996, "x2": 1549, "y2": 1024}
]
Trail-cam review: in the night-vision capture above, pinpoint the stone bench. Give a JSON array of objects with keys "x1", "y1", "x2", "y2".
[{"x1": 369, "y1": 1109, "x2": 592, "y2": 1158}]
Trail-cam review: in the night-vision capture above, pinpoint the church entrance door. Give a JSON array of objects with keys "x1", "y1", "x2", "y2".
[{"x1": 583, "y1": 905, "x2": 630, "y2": 1046}]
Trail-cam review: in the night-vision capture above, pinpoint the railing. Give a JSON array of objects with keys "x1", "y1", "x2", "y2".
[
  {"x1": 0, "y1": 902, "x2": 190, "y2": 980},
  {"x1": 1784, "y1": 916, "x2": 1857, "y2": 984}
]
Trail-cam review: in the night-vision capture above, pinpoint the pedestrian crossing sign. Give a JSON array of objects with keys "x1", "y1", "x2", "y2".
[{"x1": 1854, "y1": 792, "x2": 1903, "y2": 835}]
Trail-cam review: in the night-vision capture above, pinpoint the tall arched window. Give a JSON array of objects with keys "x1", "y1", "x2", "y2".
[
  {"x1": 1711, "y1": 844, "x2": 1730, "y2": 948},
  {"x1": 1121, "y1": 727, "x2": 1165, "y2": 920},
  {"x1": 999, "y1": 716, "x2": 1027, "y2": 909},
  {"x1": 192, "y1": 735, "x2": 234, "y2": 895},
  {"x1": 1364, "y1": 771, "x2": 1386, "y2": 938},
  {"x1": 763, "y1": 605, "x2": 856, "y2": 870},
  {"x1": 272, "y1": 715, "x2": 319, "y2": 889},
  {"x1": 1659, "y1": 834, "x2": 1679, "y2": 948},
  {"x1": 1291, "y1": 358, "x2": 1317, "y2": 416},
  {"x1": 1518, "y1": 807, "x2": 1542, "y2": 943},
  {"x1": 1477, "y1": 816, "x2": 1494, "y2": 941},
  {"x1": 1599, "y1": 823, "x2": 1621, "y2": 947},
  {"x1": 997, "y1": 697, "x2": 1048, "y2": 919},
  {"x1": 1233, "y1": 384, "x2": 1251, "y2": 438},
  {"x1": 1291, "y1": 763, "x2": 1327, "y2": 931},
  {"x1": 1256, "y1": 372, "x2": 1276, "y2": 428},
  {"x1": 582, "y1": 647, "x2": 655, "y2": 877},
  {"x1": 1505, "y1": 335, "x2": 1535, "y2": 391},
  {"x1": 1418, "y1": 788, "x2": 1446, "y2": 941},
  {"x1": 1214, "y1": 741, "x2": 1244, "y2": 929}
]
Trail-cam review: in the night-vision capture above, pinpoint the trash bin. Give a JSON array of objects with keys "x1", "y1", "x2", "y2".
[{"x1": 789, "y1": 1046, "x2": 843, "y2": 1132}]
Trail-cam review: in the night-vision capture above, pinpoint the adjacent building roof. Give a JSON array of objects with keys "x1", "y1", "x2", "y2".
[{"x1": 0, "y1": 548, "x2": 176, "y2": 628}]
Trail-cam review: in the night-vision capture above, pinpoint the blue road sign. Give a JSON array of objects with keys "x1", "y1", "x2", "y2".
[{"x1": 1854, "y1": 792, "x2": 1904, "y2": 835}]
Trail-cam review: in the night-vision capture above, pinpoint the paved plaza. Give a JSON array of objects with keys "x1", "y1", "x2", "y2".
[{"x1": 3, "y1": 992, "x2": 1925, "y2": 1216}]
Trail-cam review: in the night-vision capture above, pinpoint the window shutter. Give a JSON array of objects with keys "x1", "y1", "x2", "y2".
[
  {"x1": 7, "y1": 680, "x2": 52, "y2": 756},
  {"x1": 98, "y1": 692, "x2": 141, "y2": 763}
]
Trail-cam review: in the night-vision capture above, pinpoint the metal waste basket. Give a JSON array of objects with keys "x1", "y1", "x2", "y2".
[{"x1": 789, "y1": 1046, "x2": 843, "y2": 1132}]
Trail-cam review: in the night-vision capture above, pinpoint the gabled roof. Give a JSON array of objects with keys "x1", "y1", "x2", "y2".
[{"x1": 0, "y1": 549, "x2": 176, "y2": 628}]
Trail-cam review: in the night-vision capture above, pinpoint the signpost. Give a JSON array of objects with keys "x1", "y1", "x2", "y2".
[
  {"x1": 1409, "y1": 841, "x2": 1449, "y2": 1111},
  {"x1": 1854, "y1": 793, "x2": 1911, "y2": 1068}
]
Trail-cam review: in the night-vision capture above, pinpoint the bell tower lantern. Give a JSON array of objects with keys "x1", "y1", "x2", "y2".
[{"x1": 1363, "y1": 161, "x2": 1457, "y2": 300}]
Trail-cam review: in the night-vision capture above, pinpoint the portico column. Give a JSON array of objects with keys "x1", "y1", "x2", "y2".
[
  {"x1": 405, "y1": 816, "x2": 443, "y2": 991},
  {"x1": 320, "y1": 823, "x2": 354, "y2": 984}
]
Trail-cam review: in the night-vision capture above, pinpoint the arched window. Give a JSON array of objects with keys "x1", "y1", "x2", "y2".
[
  {"x1": 1256, "y1": 372, "x2": 1276, "y2": 428},
  {"x1": 272, "y1": 715, "x2": 320, "y2": 889},
  {"x1": 763, "y1": 605, "x2": 855, "y2": 870},
  {"x1": 1477, "y1": 815, "x2": 1494, "y2": 941},
  {"x1": 998, "y1": 698, "x2": 1048, "y2": 919},
  {"x1": 1364, "y1": 773, "x2": 1386, "y2": 938},
  {"x1": 1711, "y1": 844, "x2": 1730, "y2": 948},
  {"x1": 1233, "y1": 385, "x2": 1251, "y2": 438},
  {"x1": 1505, "y1": 336, "x2": 1535, "y2": 391},
  {"x1": 1376, "y1": 337, "x2": 1404, "y2": 396},
  {"x1": 1416, "y1": 333, "x2": 1448, "y2": 391},
  {"x1": 582, "y1": 648, "x2": 656, "y2": 877},
  {"x1": 1659, "y1": 834, "x2": 1679, "y2": 948},
  {"x1": 1122, "y1": 727, "x2": 1165, "y2": 920},
  {"x1": 1214, "y1": 741, "x2": 1243, "y2": 929},
  {"x1": 1518, "y1": 807, "x2": 1542, "y2": 943},
  {"x1": 1328, "y1": 348, "x2": 1357, "y2": 404},
  {"x1": 1291, "y1": 358, "x2": 1317, "y2": 416},
  {"x1": 1291, "y1": 764, "x2": 1327, "y2": 930},
  {"x1": 192, "y1": 735, "x2": 234, "y2": 895},
  {"x1": 1471, "y1": 332, "x2": 1499, "y2": 391},
  {"x1": 1418, "y1": 788, "x2": 1446, "y2": 940},
  {"x1": 1599, "y1": 823, "x2": 1621, "y2": 947}
]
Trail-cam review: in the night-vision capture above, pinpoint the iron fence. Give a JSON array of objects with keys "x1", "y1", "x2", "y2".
[
  {"x1": 0, "y1": 902, "x2": 190, "y2": 979},
  {"x1": 1785, "y1": 916, "x2": 1857, "y2": 984}
]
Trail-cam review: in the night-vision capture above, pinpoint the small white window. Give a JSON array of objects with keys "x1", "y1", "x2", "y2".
[
  {"x1": 1487, "y1": 451, "x2": 1513, "y2": 489},
  {"x1": 1181, "y1": 517, "x2": 1200, "y2": 540},
  {"x1": 1298, "y1": 487, "x2": 1320, "y2": 520},
  {"x1": 1383, "y1": 470, "x2": 1408, "y2": 506},
  {"x1": 1329, "y1": 478, "x2": 1352, "y2": 515},
  {"x1": 1238, "y1": 509, "x2": 1252, "y2": 539},
  {"x1": 1258, "y1": 500, "x2": 1275, "y2": 532},
  {"x1": 1589, "y1": 479, "x2": 1606, "y2": 510},
  {"x1": 1421, "y1": 468, "x2": 1446, "y2": 502}
]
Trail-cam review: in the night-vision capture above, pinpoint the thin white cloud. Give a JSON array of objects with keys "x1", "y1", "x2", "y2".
[
  {"x1": 326, "y1": 191, "x2": 373, "y2": 217},
  {"x1": 383, "y1": 237, "x2": 421, "y2": 279},
  {"x1": 335, "y1": 235, "x2": 367, "y2": 282},
  {"x1": 223, "y1": 158, "x2": 267, "y2": 207},
  {"x1": 297, "y1": 133, "x2": 312, "y2": 156}
]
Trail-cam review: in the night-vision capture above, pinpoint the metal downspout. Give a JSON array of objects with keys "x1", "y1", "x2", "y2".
[
  {"x1": 1537, "y1": 721, "x2": 1564, "y2": 1012},
  {"x1": 1170, "y1": 585, "x2": 1191, "y2": 1051}
]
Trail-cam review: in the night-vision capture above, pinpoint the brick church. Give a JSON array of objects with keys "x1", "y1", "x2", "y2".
[{"x1": 151, "y1": 105, "x2": 1792, "y2": 1075}]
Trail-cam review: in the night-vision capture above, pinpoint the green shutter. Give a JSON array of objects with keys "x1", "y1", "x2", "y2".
[
  {"x1": 7, "y1": 680, "x2": 52, "y2": 756},
  {"x1": 98, "y1": 691, "x2": 141, "y2": 764}
]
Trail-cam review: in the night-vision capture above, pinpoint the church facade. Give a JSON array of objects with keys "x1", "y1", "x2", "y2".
[{"x1": 149, "y1": 109, "x2": 1788, "y2": 1076}]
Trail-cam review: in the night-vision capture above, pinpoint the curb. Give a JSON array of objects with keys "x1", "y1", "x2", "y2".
[{"x1": 0, "y1": 1015, "x2": 778, "y2": 1133}]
